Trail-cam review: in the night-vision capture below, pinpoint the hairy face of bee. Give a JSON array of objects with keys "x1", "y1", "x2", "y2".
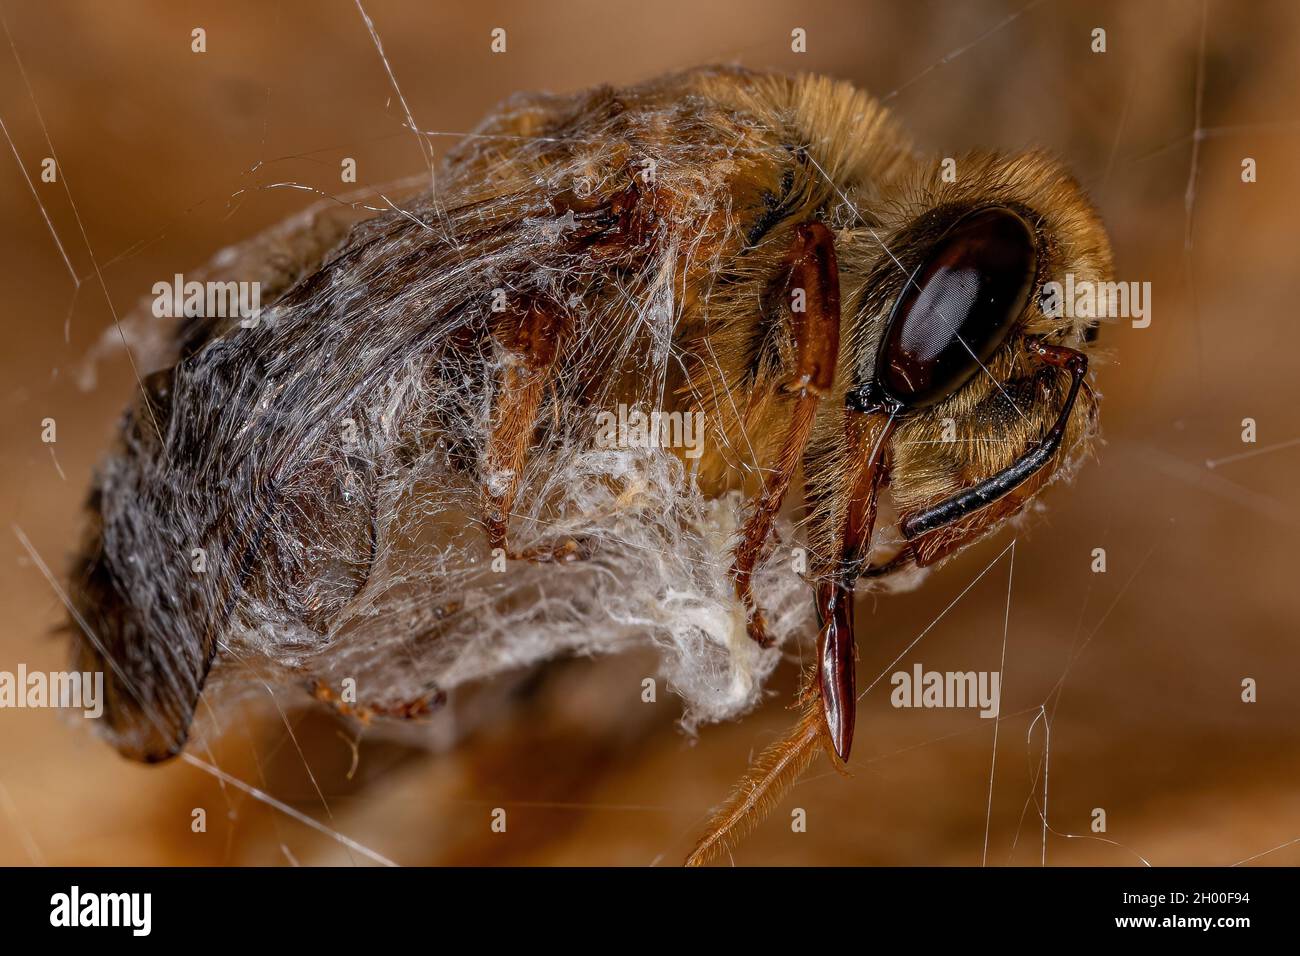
[{"x1": 821, "y1": 149, "x2": 1110, "y2": 572}]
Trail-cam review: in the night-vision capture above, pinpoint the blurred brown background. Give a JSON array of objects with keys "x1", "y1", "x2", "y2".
[{"x1": 1, "y1": 0, "x2": 1298, "y2": 866}]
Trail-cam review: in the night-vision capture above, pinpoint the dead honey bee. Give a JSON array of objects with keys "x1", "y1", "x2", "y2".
[{"x1": 67, "y1": 65, "x2": 1110, "y2": 865}]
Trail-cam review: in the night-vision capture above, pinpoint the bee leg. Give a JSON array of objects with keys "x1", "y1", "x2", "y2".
[
  {"x1": 484, "y1": 299, "x2": 589, "y2": 564},
  {"x1": 731, "y1": 394, "x2": 819, "y2": 646},
  {"x1": 730, "y1": 222, "x2": 841, "y2": 647},
  {"x1": 310, "y1": 679, "x2": 447, "y2": 723}
]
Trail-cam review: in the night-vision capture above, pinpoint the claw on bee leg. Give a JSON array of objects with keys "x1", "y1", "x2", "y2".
[{"x1": 510, "y1": 535, "x2": 593, "y2": 564}]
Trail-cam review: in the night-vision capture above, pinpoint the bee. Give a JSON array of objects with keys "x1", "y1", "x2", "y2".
[{"x1": 67, "y1": 65, "x2": 1110, "y2": 865}]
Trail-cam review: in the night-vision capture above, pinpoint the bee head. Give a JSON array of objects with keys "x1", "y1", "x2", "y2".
[
  {"x1": 840, "y1": 149, "x2": 1111, "y2": 559},
  {"x1": 847, "y1": 149, "x2": 1111, "y2": 408}
]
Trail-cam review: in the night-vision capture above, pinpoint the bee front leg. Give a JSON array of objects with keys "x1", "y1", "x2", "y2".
[
  {"x1": 730, "y1": 222, "x2": 841, "y2": 647},
  {"x1": 483, "y1": 299, "x2": 588, "y2": 564}
]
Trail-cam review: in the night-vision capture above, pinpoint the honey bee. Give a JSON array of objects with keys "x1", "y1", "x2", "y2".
[{"x1": 67, "y1": 65, "x2": 1110, "y2": 865}]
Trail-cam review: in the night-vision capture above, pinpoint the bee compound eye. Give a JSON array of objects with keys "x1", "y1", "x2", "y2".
[{"x1": 875, "y1": 206, "x2": 1037, "y2": 409}]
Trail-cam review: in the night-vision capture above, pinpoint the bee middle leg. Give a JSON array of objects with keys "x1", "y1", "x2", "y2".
[
  {"x1": 483, "y1": 298, "x2": 589, "y2": 564},
  {"x1": 310, "y1": 678, "x2": 447, "y2": 723},
  {"x1": 730, "y1": 222, "x2": 841, "y2": 647}
]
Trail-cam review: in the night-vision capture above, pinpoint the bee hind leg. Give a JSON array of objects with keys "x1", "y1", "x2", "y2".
[
  {"x1": 730, "y1": 222, "x2": 841, "y2": 647},
  {"x1": 483, "y1": 298, "x2": 591, "y2": 564}
]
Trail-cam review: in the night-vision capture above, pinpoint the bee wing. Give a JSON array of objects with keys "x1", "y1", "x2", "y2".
[{"x1": 173, "y1": 178, "x2": 433, "y2": 360}]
